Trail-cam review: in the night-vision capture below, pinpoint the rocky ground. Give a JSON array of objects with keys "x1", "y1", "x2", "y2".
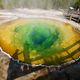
[
  {"x1": 0, "y1": 50, "x2": 10, "y2": 80},
  {"x1": 0, "y1": 50, "x2": 49, "y2": 80}
]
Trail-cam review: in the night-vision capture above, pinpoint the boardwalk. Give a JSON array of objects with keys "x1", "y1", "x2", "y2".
[{"x1": 64, "y1": 13, "x2": 80, "y2": 23}]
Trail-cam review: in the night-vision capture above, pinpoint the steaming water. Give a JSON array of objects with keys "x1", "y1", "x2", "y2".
[
  {"x1": 0, "y1": 9, "x2": 65, "y2": 23},
  {"x1": 0, "y1": 9, "x2": 79, "y2": 29}
]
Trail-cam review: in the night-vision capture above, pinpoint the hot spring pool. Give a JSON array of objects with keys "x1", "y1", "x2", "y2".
[{"x1": 0, "y1": 18, "x2": 80, "y2": 65}]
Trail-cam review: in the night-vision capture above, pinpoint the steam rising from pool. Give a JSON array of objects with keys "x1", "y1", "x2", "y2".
[{"x1": 0, "y1": 9, "x2": 79, "y2": 29}]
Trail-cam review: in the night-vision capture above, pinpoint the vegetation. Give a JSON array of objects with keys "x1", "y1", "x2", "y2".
[
  {"x1": 0, "y1": 0, "x2": 79, "y2": 9},
  {"x1": 73, "y1": 0, "x2": 80, "y2": 9},
  {"x1": 0, "y1": 0, "x2": 3, "y2": 9}
]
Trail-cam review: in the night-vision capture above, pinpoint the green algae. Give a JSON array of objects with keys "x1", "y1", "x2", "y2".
[{"x1": 11, "y1": 21, "x2": 63, "y2": 63}]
